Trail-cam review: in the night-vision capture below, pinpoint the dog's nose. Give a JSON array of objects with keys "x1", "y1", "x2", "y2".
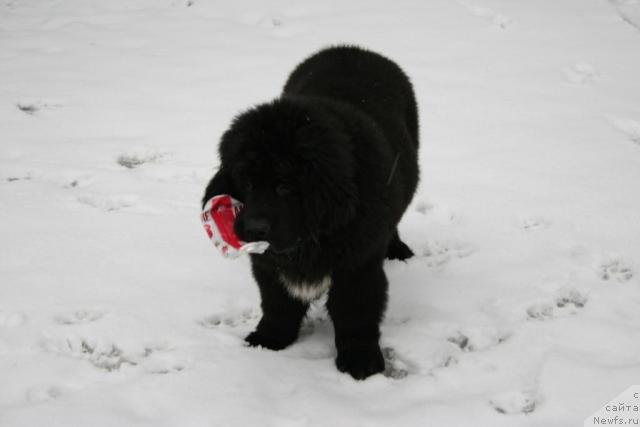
[{"x1": 244, "y1": 218, "x2": 271, "y2": 241}]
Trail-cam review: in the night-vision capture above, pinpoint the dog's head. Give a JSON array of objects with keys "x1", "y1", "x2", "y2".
[{"x1": 217, "y1": 98, "x2": 359, "y2": 253}]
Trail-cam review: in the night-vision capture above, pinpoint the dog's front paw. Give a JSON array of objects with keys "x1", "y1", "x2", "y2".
[
  {"x1": 336, "y1": 344, "x2": 385, "y2": 380},
  {"x1": 245, "y1": 328, "x2": 297, "y2": 351}
]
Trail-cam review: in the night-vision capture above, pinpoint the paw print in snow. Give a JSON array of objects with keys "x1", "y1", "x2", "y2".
[
  {"x1": 564, "y1": 62, "x2": 601, "y2": 85},
  {"x1": 66, "y1": 338, "x2": 137, "y2": 372},
  {"x1": 5, "y1": 174, "x2": 32, "y2": 183},
  {"x1": 199, "y1": 308, "x2": 260, "y2": 329},
  {"x1": 117, "y1": 149, "x2": 168, "y2": 169},
  {"x1": 16, "y1": 99, "x2": 64, "y2": 115},
  {"x1": 600, "y1": 259, "x2": 633, "y2": 282},
  {"x1": 415, "y1": 200, "x2": 434, "y2": 215},
  {"x1": 140, "y1": 344, "x2": 189, "y2": 375},
  {"x1": 459, "y1": 1, "x2": 513, "y2": 29},
  {"x1": 53, "y1": 310, "x2": 104, "y2": 325},
  {"x1": 0, "y1": 311, "x2": 27, "y2": 328},
  {"x1": 26, "y1": 385, "x2": 67, "y2": 404},
  {"x1": 447, "y1": 333, "x2": 470, "y2": 350},
  {"x1": 527, "y1": 288, "x2": 587, "y2": 320},
  {"x1": 421, "y1": 240, "x2": 474, "y2": 268},
  {"x1": 77, "y1": 194, "x2": 139, "y2": 212},
  {"x1": 517, "y1": 215, "x2": 550, "y2": 231},
  {"x1": 609, "y1": 0, "x2": 640, "y2": 31},
  {"x1": 606, "y1": 115, "x2": 640, "y2": 146},
  {"x1": 414, "y1": 200, "x2": 456, "y2": 222},
  {"x1": 447, "y1": 327, "x2": 510, "y2": 352},
  {"x1": 490, "y1": 390, "x2": 537, "y2": 414},
  {"x1": 382, "y1": 347, "x2": 417, "y2": 379},
  {"x1": 42, "y1": 336, "x2": 187, "y2": 374}
]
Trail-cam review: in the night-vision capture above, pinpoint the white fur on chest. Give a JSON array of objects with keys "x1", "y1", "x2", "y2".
[{"x1": 280, "y1": 275, "x2": 332, "y2": 302}]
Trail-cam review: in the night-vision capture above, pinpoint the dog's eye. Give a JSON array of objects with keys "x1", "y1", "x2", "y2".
[
  {"x1": 245, "y1": 181, "x2": 253, "y2": 192},
  {"x1": 276, "y1": 183, "x2": 292, "y2": 197}
]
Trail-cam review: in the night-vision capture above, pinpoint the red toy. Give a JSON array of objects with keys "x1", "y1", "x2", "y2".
[{"x1": 201, "y1": 195, "x2": 269, "y2": 258}]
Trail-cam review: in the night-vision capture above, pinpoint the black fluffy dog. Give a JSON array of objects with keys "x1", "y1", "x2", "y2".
[{"x1": 203, "y1": 46, "x2": 419, "y2": 380}]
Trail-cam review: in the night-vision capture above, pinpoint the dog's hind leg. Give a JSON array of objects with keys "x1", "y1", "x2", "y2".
[{"x1": 385, "y1": 229, "x2": 414, "y2": 261}]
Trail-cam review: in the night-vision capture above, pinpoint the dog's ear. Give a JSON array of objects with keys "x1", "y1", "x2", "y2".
[
  {"x1": 202, "y1": 167, "x2": 236, "y2": 208},
  {"x1": 218, "y1": 127, "x2": 241, "y2": 166},
  {"x1": 202, "y1": 122, "x2": 248, "y2": 208}
]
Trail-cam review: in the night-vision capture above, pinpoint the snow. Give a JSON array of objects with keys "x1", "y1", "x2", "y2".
[{"x1": 1, "y1": 0, "x2": 640, "y2": 425}]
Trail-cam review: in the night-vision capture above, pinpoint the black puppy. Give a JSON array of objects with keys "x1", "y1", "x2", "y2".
[{"x1": 203, "y1": 45, "x2": 419, "y2": 380}]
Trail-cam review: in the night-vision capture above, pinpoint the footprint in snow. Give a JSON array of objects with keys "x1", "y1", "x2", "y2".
[
  {"x1": 418, "y1": 328, "x2": 512, "y2": 373},
  {"x1": 26, "y1": 385, "x2": 66, "y2": 404},
  {"x1": 170, "y1": 0, "x2": 194, "y2": 7},
  {"x1": 53, "y1": 310, "x2": 104, "y2": 325},
  {"x1": 415, "y1": 201, "x2": 433, "y2": 215},
  {"x1": 384, "y1": 315, "x2": 411, "y2": 327},
  {"x1": 48, "y1": 172, "x2": 95, "y2": 189},
  {"x1": 5, "y1": 174, "x2": 32, "y2": 183},
  {"x1": 15, "y1": 99, "x2": 64, "y2": 115},
  {"x1": 0, "y1": 311, "x2": 27, "y2": 328},
  {"x1": 199, "y1": 308, "x2": 260, "y2": 329},
  {"x1": 262, "y1": 16, "x2": 285, "y2": 29},
  {"x1": 459, "y1": 1, "x2": 513, "y2": 29},
  {"x1": 420, "y1": 239, "x2": 474, "y2": 268},
  {"x1": 141, "y1": 344, "x2": 189, "y2": 375},
  {"x1": 563, "y1": 62, "x2": 601, "y2": 85},
  {"x1": 490, "y1": 390, "x2": 537, "y2": 415},
  {"x1": 606, "y1": 115, "x2": 640, "y2": 146},
  {"x1": 517, "y1": 215, "x2": 550, "y2": 232},
  {"x1": 5, "y1": 172, "x2": 93, "y2": 190},
  {"x1": 609, "y1": 0, "x2": 640, "y2": 32},
  {"x1": 64, "y1": 179, "x2": 80, "y2": 189},
  {"x1": 414, "y1": 200, "x2": 457, "y2": 222},
  {"x1": 77, "y1": 194, "x2": 139, "y2": 212},
  {"x1": 382, "y1": 347, "x2": 418, "y2": 379},
  {"x1": 48, "y1": 337, "x2": 137, "y2": 372},
  {"x1": 600, "y1": 258, "x2": 634, "y2": 283},
  {"x1": 447, "y1": 333, "x2": 470, "y2": 351},
  {"x1": 42, "y1": 336, "x2": 187, "y2": 374},
  {"x1": 238, "y1": 12, "x2": 286, "y2": 29},
  {"x1": 526, "y1": 288, "x2": 588, "y2": 320},
  {"x1": 117, "y1": 149, "x2": 169, "y2": 169},
  {"x1": 447, "y1": 327, "x2": 510, "y2": 353}
]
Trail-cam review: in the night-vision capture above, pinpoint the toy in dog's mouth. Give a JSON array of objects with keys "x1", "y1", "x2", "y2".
[{"x1": 201, "y1": 195, "x2": 270, "y2": 258}]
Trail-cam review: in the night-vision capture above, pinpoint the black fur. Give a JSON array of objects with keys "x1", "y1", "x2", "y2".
[{"x1": 203, "y1": 46, "x2": 419, "y2": 380}]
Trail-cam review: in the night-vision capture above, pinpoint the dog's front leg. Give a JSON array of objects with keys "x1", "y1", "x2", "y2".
[
  {"x1": 245, "y1": 260, "x2": 309, "y2": 350},
  {"x1": 328, "y1": 258, "x2": 387, "y2": 380}
]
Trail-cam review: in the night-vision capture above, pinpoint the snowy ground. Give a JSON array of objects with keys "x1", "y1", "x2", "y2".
[{"x1": 1, "y1": 0, "x2": 640, "y2": 426}]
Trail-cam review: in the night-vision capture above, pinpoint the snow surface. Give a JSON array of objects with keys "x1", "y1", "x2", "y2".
[{"x1": 1, "y1": 0, "x2": 640, "y2": 426}]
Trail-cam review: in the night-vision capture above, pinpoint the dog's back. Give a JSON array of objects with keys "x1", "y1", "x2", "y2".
[{"x1": 283, "y1": 45, "x2": 419, "y2": 148}]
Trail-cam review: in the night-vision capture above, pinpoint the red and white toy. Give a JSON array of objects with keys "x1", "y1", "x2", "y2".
[{"x1": 201, "y1": 195, "x2": 270, "y2": 258}]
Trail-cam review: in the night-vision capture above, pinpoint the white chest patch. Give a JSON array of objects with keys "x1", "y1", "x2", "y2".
[{"x1": 280, "y1": 275, "x2": 332, "y2": 302}]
